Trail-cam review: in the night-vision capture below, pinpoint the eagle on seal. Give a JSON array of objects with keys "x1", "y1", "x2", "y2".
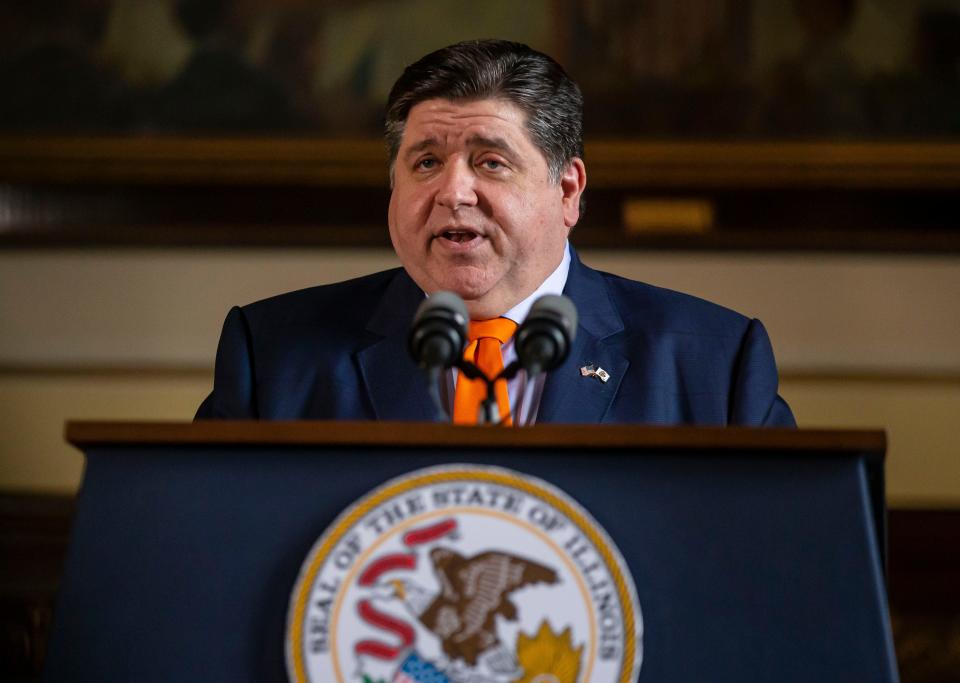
[
  {"x1": 389, "y1": 547, "x2": 559, "y2": 668},
  {"x1": 390, "y1": 548, "x2": 559, "y2": 666}
]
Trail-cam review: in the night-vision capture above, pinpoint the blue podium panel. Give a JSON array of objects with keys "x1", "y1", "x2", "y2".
[{"x1": 46, "y1": 426, "x2": 897, "y2": 683}]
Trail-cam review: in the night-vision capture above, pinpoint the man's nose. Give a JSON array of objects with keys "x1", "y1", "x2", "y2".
[{"x1": 435, "y1": 162, "x2": 478, "y2": 210}]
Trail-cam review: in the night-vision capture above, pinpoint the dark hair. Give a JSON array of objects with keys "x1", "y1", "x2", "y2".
[{"x1": 384, "y1": 39, "x2": 583, "y2": 182}]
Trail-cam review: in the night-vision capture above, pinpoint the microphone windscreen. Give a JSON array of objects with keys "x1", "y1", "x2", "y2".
[
  {"x1": 516, "y1": 294, "x2": 578, "y2": 375},
  {"x1": 409, "y1": 291, "x2": 469, "y2": 369},
  {"x1": 529, "y1": 294, "x2": 578, "y2": 339}
]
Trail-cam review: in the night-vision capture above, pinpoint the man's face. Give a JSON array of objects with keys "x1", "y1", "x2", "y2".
[{"x1": 388, "y1": 98, "x2": 585, "y2": 319}]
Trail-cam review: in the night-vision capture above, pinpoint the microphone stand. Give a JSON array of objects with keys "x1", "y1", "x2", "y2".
[{"x1": 425, "y1": 366, "x2": 448, "y2": 422}]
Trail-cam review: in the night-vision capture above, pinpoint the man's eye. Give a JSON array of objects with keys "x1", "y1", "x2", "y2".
[
  {"x1": 415, "y1": 158, "x2": 437, "y2": 170},
  {"x1": 481, "y1": 159, "x2": 504, "y2": 170}
]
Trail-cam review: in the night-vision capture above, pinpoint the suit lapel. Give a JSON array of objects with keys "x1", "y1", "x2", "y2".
[
  {"x1": 355, "y1": 271, "x2": 438, "y2": 421},
  {"x1": 538, "y1": 250, "x2": 629, "y2": 424}
]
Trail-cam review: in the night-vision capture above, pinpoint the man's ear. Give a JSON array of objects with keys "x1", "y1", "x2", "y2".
[{"x1": 560, "y1": 158, "x2": 587, "y2": 228}]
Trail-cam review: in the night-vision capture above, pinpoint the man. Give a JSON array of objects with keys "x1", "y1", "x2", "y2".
[{"x1": 196, "y1": 39, "x2": 795, "y2": 427}]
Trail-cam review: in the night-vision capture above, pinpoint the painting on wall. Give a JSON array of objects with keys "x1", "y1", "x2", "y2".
[{"x1": 2, "y1": 0, "x2": 959, "y2": 140}]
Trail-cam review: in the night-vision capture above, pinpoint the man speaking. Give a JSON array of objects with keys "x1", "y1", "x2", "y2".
[{"x1": 196, "y1": 39, "x2": 795, "y2": 427}]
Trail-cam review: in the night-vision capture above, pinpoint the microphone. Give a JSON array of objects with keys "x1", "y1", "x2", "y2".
[
  {"x1": 515, "y1": 294, "x2": 578, "y2": 376},
  {"x1": 408, "y1": 291, "x2": 468, "y2": 370}
]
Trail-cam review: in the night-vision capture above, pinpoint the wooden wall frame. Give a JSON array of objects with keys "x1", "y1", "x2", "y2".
[
  {"x1": 4, "y1": 137, "x2": 960, "y2": 188},
  {"x1": 2, "y1": 138, "x2": 960, "y2": 251}
]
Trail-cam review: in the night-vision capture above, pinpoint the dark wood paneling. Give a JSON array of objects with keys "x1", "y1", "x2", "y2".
[
  {"x1": 0, "y1": 494, "x2": 75, "y2": 681},
  {"x1": 889, "y1": 510, "x2": 960, "y2": 612},
  {"x1": 2, "y1": 139, "x2": 960, "y2": 252},
  {"x1": 1, "y1": 184, "x2": 960, "y2": 252},
  {"x1": 888, "y1": 509, "x2": 960, "y2": 683}
]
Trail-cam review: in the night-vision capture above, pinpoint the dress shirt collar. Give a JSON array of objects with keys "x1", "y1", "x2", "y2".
[{"x1": 501, "y1": 240, "x2": 571, "y2": 325}]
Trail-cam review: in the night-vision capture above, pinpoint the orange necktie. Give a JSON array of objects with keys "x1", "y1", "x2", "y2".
[{"x1": 453, "y1": 318, "x2": 517, "y2": 425}]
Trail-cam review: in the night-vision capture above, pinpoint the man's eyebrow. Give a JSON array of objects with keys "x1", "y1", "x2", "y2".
[
  {"x1": 466, "y1": 134, "x2": 517, "y2": 156},
  {"x1": 402, "y1": 137, "x2": 440, "y2": 159},
  {"x1": 400, "y1": 134, "x2": 523, "y2": 163}
]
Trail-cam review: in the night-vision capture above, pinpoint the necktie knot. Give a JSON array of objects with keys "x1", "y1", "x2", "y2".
[{"x1": 468, "y1": 318, "x2": 517, "y2": 345}]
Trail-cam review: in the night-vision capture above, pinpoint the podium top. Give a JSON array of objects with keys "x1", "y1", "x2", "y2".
[{"x1": 65, "y1": 421, "x2": 885, "y2": 455}]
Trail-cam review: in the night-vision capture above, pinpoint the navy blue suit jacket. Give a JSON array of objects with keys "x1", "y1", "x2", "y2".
[{"x1": 196, "y1": 250, "x2": 795, "y2": 426}]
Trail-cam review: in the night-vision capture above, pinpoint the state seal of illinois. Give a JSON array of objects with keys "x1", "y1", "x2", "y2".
[{"x1": 286, "y1": 465, "x2": 642, "y2": 683}]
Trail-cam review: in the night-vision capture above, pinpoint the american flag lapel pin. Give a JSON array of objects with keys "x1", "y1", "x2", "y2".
[{"x1": 579, "y1": 363, "x2": 610, "y2": 383}]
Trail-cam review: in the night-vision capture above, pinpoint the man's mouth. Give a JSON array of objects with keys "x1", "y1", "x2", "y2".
[{"x1": 439, "y1": 229, "x2": 480, "y2": 244}]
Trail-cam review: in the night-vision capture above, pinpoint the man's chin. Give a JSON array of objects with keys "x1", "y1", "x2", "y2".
[
  {"x1": 455, "y1": 285, "x2": 517, "y2": 319},
  {"x1": 410, "y1": 267, "x2": 513, "y2": 316},
  {"x1": 426, "y1": 268, "x2": 493, "y2": 301},
  {"x1": 433, "y1": 282, "x2": 507, "y2": 318}
]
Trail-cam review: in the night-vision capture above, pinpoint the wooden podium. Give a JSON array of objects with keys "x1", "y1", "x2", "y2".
[{"x1": 45, "y1": 422, "x2": 897, "y2": 682}]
